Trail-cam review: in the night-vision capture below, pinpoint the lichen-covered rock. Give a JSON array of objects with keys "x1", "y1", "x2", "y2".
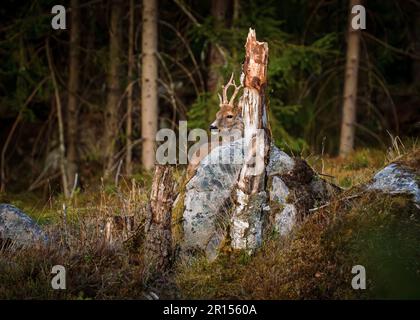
[
  {"x1": 181, "y1": 139, "x2": 244, "y2": 260},
  {"x1": 368, "y1": 163, "x2": 420, "y2": 205},
  {"x1": 0, "y1": 204, "x2": 48, "y2": 247},
  {"x1": 230, "y1": 190, "x2": 267, "y2": 252},
  {"x1": 179, "y1": 138, "x2": 337, "y2": 259}
]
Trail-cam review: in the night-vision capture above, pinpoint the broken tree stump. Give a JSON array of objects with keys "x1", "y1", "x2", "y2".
[
  {"x1": 175, "y1": 28, "x2": 339, "y2": 261},
  {"x1": 230, "y1": 29, "x2": 271, "y2": 252},
  {"x1": 145, "y1": 165, "x2": 176, "y2": 271}
]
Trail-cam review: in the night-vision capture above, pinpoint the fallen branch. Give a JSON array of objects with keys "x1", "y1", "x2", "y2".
[{"x1": 309, "y1": 193, "x2": 362, "y2": 212}]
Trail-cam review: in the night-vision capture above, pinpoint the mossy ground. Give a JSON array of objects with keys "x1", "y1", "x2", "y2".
[
  {"x1": 176, "y1": 192, "x2": 419, "y2": 299},
  {"x1": 0, "y1": 146, "x2": 419, "y2": 299}
]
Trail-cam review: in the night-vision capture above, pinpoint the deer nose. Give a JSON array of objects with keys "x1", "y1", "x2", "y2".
[{"x1": 209, "y1": 125, "x2": 218, "y2": 131}]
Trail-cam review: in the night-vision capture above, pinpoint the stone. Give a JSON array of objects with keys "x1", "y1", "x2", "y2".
[
  {"x1": 179, "y1": 138, "x2": 337, "y2": 259},
  {"x1": 181, "y1": 140, "x2": 243, "y2": 259},
  {"x1": 367, "y1": 163, "x2": 420, "y2": 204},
  {"x1": 0, "y1": 203, "x2": 48, "y2": 247},
  {"x1": 274, "y1": 203, "x2": 297, "y2": 236},
  {"x1": 177, "y1": 144, "x2": 420, "y2": 260}
]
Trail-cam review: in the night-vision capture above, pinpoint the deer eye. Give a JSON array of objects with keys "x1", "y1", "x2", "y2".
[{"x1": 227, "y1": 115, "x2": 234, "y2": 119}]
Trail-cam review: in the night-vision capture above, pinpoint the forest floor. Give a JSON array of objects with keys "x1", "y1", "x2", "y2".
[{"x1": 0, "y1": 144, "x2": 419, "y2": 299}]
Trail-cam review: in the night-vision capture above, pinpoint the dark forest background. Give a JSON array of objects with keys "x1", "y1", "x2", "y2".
[
  {"x1": 0, "y1": 0, "x2": 419, "y2": 195},
  {"x1": 0, "y1": 0, "x2": 420, "y2": 301}
]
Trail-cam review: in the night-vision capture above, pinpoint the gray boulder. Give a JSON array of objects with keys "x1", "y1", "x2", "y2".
[
  {"x1": 177, "y1": 143, "x2": 420, "y2": 260},
  {"x1": 368, "y1": 162, "x2": 420, "y2": 205},
  {"x1": 178, "y1": 138, "x2": 337, "y2": 260},
  {"x1": 0, "y1": 204, "x2": 48, "y2": 247},
  {"x1": 181, "y1": 139, "x2": 244, "y2": 260}
]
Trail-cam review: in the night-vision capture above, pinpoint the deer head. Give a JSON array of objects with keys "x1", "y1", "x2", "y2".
[{"x1": 210, "y1": 73, "x2": 244, "y2": 136}]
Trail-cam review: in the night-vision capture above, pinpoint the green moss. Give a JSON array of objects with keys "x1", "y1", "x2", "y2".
[
  {"x1": 324, "y1": 193, "x2": 420, "y2": 299},
  {"x1": 339, "y1": 176, "x2": 353, "y2": 189},
  {"x1": 2, "y1": 149, "x2": 419, "y2": 299},
  {"x1": 344, "y1": 150, "x2": 371, "y2": 170},
  {"x1": 395, "y1": 148, "x2": 420, "y2": 175},
  {"x1": 171, "y1": 177, "x2": 187, "y2": 248}
]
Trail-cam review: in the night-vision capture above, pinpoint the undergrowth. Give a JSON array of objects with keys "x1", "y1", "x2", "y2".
[{"x1": 0, "y1": 146, "x2": 419, "y2": 299}]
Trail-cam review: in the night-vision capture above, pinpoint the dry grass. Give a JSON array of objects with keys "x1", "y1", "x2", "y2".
[
  {"x1": 307, "y1": 148, "x2": 386, "y2": 189},
  {"x1": 175, "y1": 145, "x2": 420, "y2": 300},
  {"x1": 1, "y1": 145, "x2": 419, "y2": 299},
  {"x1": 0, "y1": 175, "x2": 153, "y2": 299},
  {"x1": 175, "y1": 192, "x2": 420, "y2": 299},
  {"x1": 0, "y1": 240, "x2": 147, "y2": 299}
]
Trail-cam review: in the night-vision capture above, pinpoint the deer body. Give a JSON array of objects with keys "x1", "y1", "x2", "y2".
[{"x1": 187, "y1": 74, "x2": 243, "y2": 179}]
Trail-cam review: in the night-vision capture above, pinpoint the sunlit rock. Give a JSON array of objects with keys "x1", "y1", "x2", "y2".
[
  {"x1": 368, "y1": 163, "x2": 420, "y2": 205},
  {"x1": 179, "y1": 139, "x2": 337, "y2": 260},
  {"x1": 0, "y1": 204, "x2": 48, "y2": 247}
]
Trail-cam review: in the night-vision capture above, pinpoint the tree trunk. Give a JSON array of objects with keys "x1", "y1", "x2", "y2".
[
  {"x1": 339, "y1": 0, "x2": 362, "y2": 157},
  {"x1": 233, "y1": 0, "x2": 240, "y2": 22},
  {"x1": 141, "y1": 0, "x2": 158, "y2": 171},
  {"x1": 230, "y1": 29, "x2": 270, "y2": 253},
  {"x1": 206, "y1": 0, "x2": 229, "y2": 93},
  {"x1": 126, "y1": 0, "x2": 135, "y2": 176},
  {"x1": 145, "y1": 165, "x2": 175, "y2": 272},
  {"x1": 67, "y1": 0, "x2": 80, "y2": 188},
  {"x1": 46, "y1": 40, "x2": 70, "y2": 199},
  {"x1": 104, "y1": 0, "x2": 122, "y2": 175}
]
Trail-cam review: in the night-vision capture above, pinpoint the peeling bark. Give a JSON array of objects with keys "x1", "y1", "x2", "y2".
[
  {"x1": 145, "y1": 165, "x2": 175, "y2": 271},
  {"x1": 230, "y1": 29, "x2": 271, "y2": 252}
]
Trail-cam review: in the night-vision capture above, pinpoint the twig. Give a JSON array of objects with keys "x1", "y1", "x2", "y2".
[
  {"x1": 309, "y1": 193, "x2": 362, "y2": 212},
  {"x1": 317, "y1": 172, "x2": 335, "y2": 179},
  {"x1": 62, "y1": 203, "x2": 68, "y2": 244},
  {"x1": 0, "y1": 77, "x2": 49, "y2": 192},
  {"x1": 321, "y1": 136, "x2": 326, "y2": 175},
  {"x1": 172, "y1": 0, "x2": 201, "y2": 27},
  {"x1": 160, "y1": 52, "x2": 200, "y2": 97},
  {"x1": 159, "y1": 19, "x2": 205, "y2": 91},
  {"x1": 70, "y1": 173, "x2": 79, "y2": 199},
  {"x1": 363, "y1": 32, "x2": 420, "y2": 60},
  {"x1": 28, "y1": 172, "x2": 61, "y2": 192},
  {"x1": 115, "y1": 159, "x2": 123, "y2": 188}
]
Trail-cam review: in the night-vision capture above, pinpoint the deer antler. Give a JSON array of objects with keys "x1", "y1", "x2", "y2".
[
  {"x1": 217, "y1": 93, "x2": 223, "y2": 105},
  {"x1": 220, "y1": 72, "x2": 242, "y2": 106}
]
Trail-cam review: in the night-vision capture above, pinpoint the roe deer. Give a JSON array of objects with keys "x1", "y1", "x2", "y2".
[{"x1": 187, "y1": 73, "x2": 243, "y2": 179}]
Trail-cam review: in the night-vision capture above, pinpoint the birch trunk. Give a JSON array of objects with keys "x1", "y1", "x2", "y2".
[
  {"x1": 141, "y1": 0, "x2": 158, "y2": 171},
  {"x1": 230, "y1": 29, "x2": 270, "y2": 253},
  {"x1": 339, "y1": 0, "x2": 362, "y2": 157}
]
